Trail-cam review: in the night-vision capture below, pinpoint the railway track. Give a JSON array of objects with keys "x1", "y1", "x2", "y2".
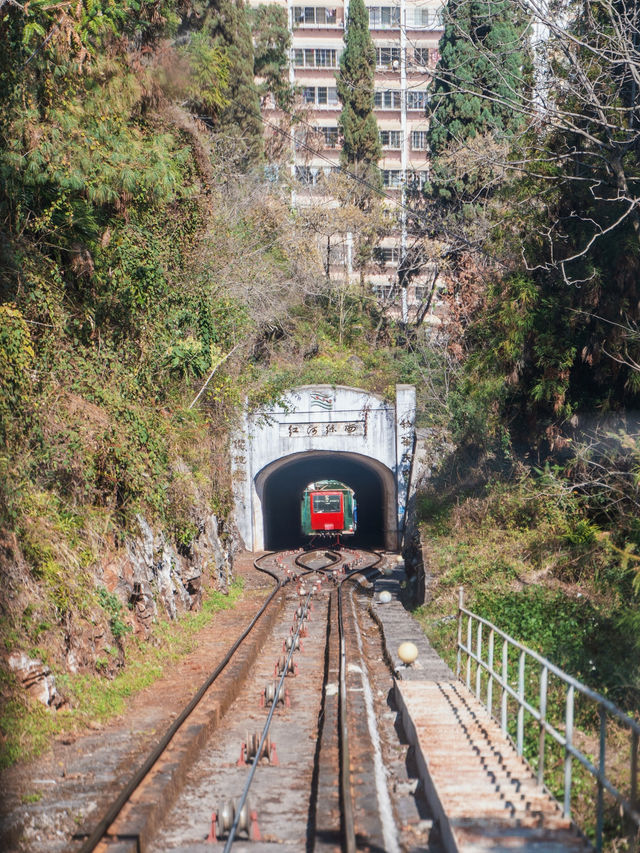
[{"x1": 78, "y1": 548, "x2": 429, "y2": 852}]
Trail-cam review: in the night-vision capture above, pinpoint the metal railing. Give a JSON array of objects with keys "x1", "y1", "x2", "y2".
[{"x1": 456, "y1": 587, "x2": 639, "y2": 852}]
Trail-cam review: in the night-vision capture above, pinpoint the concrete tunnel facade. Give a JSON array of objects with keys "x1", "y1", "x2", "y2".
[{"x1": 231, "y1": 385, "x2": 416, "y2": 552}]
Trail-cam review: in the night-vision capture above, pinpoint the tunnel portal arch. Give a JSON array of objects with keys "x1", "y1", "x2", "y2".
[
  {"x1": 231, "y1": 385, "x2": 416, "y2": 552},
  {"x1": 255, "y1": 450, "x2": 397, "y2": 550}
]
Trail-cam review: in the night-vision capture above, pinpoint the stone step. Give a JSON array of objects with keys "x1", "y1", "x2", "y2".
[{"x1": 396, "y1": 680, "x2": 592, "y2": 852}]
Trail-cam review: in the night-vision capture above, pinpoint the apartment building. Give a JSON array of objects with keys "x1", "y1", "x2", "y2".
[{"x1": 253, "y1": 0, "x2": 445, "y2": 323}]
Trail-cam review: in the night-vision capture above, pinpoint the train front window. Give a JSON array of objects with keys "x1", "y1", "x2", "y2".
[{"x1": 312, "y1": 494, "x2": 341, "y2": 513}]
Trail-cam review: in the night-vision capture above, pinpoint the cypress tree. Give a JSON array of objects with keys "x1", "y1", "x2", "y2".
[
  {"x1": 206, "y1": 0, "x2": 264, "y2": 165},
  {"x1": 427, "y1": 0, "x2": 525, "y2": 200},
  {"x1": 337, "y1": 0, "x2": 381, "y2": 199},
  {"x1": 251, "y1": 5, "x2": 293, "y2": 111}
]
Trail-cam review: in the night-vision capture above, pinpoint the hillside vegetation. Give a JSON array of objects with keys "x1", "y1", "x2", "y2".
[{"x1": 0, "y1": 0, "x2": 428, "y2": 766}]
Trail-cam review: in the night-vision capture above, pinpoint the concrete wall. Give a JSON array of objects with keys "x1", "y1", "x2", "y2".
[{"x1": 231, "y1": 384, "x2": 416, "y2": 552}]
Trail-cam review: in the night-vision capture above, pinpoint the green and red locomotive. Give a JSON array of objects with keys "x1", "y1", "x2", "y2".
[{"x1": 301, "y1": 481, "x2": 357, "y2": 538}]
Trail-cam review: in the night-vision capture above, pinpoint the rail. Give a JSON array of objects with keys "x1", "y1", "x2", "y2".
[
  {"x1": 456, "y1": 587, "x2": 639, "y2": 852},
  {"x1": 78, "y1": 554, "x2": 283, "y2": 853}
]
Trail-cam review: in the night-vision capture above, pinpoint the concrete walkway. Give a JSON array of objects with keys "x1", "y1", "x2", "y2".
[{"x1": 371, "y1": 568, "x2": 592, "y2": 853}]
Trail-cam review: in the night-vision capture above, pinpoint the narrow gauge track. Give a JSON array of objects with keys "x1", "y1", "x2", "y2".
[
  {"x1": 78, "y1": 553, "x2": 286, "y2": 853},
  {"x1": 82, "y1": 547, "x2": 398, "y2": 853}
]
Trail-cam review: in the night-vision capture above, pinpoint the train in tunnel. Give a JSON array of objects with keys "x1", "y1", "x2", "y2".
[{"x1": 301, "y1": 481, "x2": 357, "y2": 538}]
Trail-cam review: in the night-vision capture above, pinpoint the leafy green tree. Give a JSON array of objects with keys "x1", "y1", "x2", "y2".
[{"x1": 337, "y1": 0, "x2": 381, "y2": 201}]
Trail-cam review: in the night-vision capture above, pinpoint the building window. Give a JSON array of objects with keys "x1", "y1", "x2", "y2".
[
  {"x1": 318, "y1": 86, "x2": 338, "y2": 105},
  {"x1": 407, "y1": 170, "x2": 428, "y2": 190},
  {"x1": 407, "y1": 8, "x2": 443, "y2": 27},
  {"x1": 375, "y1": 46, "x2": 401, "y2": 69},
  {"x1": 372, "y1": 284, "x2": 396, "y2": 300},
  {"x1": 380, "y1": 129, "x2": 401, "y2": 148},
  {"x1": 411, "y1": 130, "x2": 429, "y2": 150},
  {"x1": 296, "y1": 165, "x2": 337, "y2": 185},
  {"x1": 413, "y1": 285, "x2": 428, "y2": 302},
  {"x1": 293, "y1": 6, "x2": 338, "y2": 25},
  {"x1": 293, "y1": 47, "x2": 339, "y2": 68},
  {"x1": 382, "y1": 169, "x2": 402, "y2": 187},
  {"x1": 374, "y1": 246, "x2": 401, "y2": 264},
  {"x1": 413, "y1": 47, "x2": 430, "y2": 67},
  {"x1": 296, "y1": 165, "x2": 317, "y2": 185},
  {"x1": 407, "y1": 90, "x2": 429, "y2": 110},
  {"x1": 317, "y1": 126, "x2": 339, "y2": 147},
  {"x1": 374, "y1": 89, "x2": 401, "y2": 109},
  {"x1": 302, "y1": 86, "x2": 339, "y2": 106},
  {"x1": 368, "y1": 6, "x2": 400, "y2": 28}
]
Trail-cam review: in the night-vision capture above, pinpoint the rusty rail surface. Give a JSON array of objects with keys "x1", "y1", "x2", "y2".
[{"x1": 456, "y1": 587, "x2": 640, "y2": 851}]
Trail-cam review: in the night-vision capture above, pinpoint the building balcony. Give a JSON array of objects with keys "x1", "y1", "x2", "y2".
[{"x1": 293, "y1": 21, "x2": 344, "y2": 29}]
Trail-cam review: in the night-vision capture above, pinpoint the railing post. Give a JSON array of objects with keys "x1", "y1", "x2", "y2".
[
  {"x1": 629, "y1": 729, "x2": 638, "y2": 853},
  {"x1": 456, "y1": 587, "x2": 464, "y2": 679},
  {"x1": 596, "y1": 705, "x2": 606, "y2": 852},
  {"x1": 538, "y1": 665, "x2": 548, "y2": 786},
  {"x1": 517, "y1": 649, "x2": 525, "y2": 756},
  {"x1": 475, "y1": 621, "x2": 483, "y2": 698},
  {"x1": 564, "y1": 683, "x2": 575, "y2": 818},
  {"x1": 487, "y1": 628, "x2": 494, "y2": 715},
  {"x1": 501, "y1": 639, "x2": 508, "y2": 735},
  {"x1": 466, "y1": 611, "x2": 472, "y2": 690}
]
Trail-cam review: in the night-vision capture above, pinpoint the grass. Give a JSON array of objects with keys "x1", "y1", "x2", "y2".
[
  {"x1": 413, "y1": 474, "x2": 640, "y2": 850},
  {"x1": 0, "y1": 579, "x2": 244, "y2": 770},
  {"x1": 21, "y1": 792, "x2": 42, "y2": 804}
]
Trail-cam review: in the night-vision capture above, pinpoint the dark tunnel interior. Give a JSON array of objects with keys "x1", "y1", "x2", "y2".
[{"x1": 262, "y1": 454, "x2": 387, "y2": 550}]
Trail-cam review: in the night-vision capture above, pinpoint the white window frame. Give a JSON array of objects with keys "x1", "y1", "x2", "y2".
[
  {"x1": 411, "y1": 130, "x2": 429, "y2": 150},
  {"x1": 380, "y1": 129, "x2": 402, "y2": 149},
  {"x1": 293, "y1": 47, "x2": 339, "y2": 68},
  {"x1": 368, "y1": 5, "x2": 400, "y2": 28},
  {"x1": 382, "y1": 169, "x2": 402, "y2": 188},
  {"x1": 374, "y1": 89, "x2": 401, "y2": 109},
  {"x1": 407, "y1": 90, "x2": 429, "y2": 110},
  {"x1": 375, "y1": 46, "x2": 401, "y2": 69},
  {"x1": 293, "y1": 6, "x2": 338, "y2": 25}
]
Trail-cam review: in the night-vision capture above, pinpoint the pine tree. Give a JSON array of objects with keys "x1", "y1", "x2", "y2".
[
  {"x1": 206, "y1": 0, "x2": 264, "y2": 165},
  {"x1": 337, "y1": 0, "x2": 381, "y2": 200},
  {"x1": 427, "y1": 0, "x2": 525, "y2": 201}
]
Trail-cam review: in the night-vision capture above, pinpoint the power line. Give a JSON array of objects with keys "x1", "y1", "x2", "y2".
[{"x1": 258, "y1": 111, "x2": 494, "y2": 261}]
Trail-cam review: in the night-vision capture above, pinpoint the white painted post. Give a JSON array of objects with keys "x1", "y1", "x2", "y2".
[
  {"x1": 488, "y1": 628, "x2": 495, "y2": 713},
  {"x1": 456, "y1": 587, "x2": 464, "y2": 678},
  {"x1": 517, "y1": 650, "x2": 525, "y2": 755},
  {"x1": 564, "y1": 684, "x2": 575, "y2": 818},
  {"x1": 476, "y1": 621, "x2": 483, "y2": 698},
  {"x1": 501, "y1": 640, "x2": 508, "y2": 735},
  {"x1": 538, "y1": 665, "x2": 548, "y2": 785}
]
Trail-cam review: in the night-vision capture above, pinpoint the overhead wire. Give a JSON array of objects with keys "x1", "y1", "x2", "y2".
[{"x1": 257, "y1": 110, "x2": 496, "y2": 261}]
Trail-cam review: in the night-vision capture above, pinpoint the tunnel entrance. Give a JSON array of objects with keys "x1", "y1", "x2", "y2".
[{"x1": 257, "y1": 451, "x2": 395, "y2": 551}]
